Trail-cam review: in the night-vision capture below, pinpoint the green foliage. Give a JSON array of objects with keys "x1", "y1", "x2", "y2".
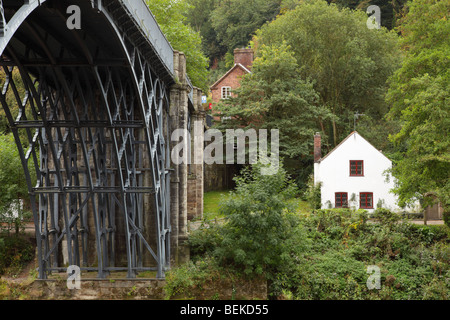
[
  {"x1": 0, "y1": 68, "x2": 30, "y2": 136},
  {"x1": 304, "y1": 174, "x2": 321, "y2": 210},
  {"x1": 187, "y1": 202, "x2": 449, "y2": 299},
  {"x1": 254, "y1": 0, "x2": 401, "y2": 147},
  {"x1": 326, "y1": 0, "x2": 409, "y2": 30},
  {"x1": 215, "y1": 163, "x2": 302, "y2": 277},
  {"x1": 0, "y1": 235, "x2": 34, "y2": 276},
  {"x1": 190, "y1": 163, "x2": 307, "y2": 297},
  {"x1": 386, "y1": 0, "x2": 450, "y2": 211},
  {"x1": 189, "y1": 219, "x2": 224, "y2": 259},
  {"x1": 210, "y1": 0, "x2": 280, "y2": 54},
  {"x1": 444, "y1": 211, "x2": 450, "y2": 228},
  {"x1": 0, "y1": 134, "x2": 35, "y2": 230},
  {"x1": 290, "y1": 250, "x2": 367, "y2": 299},
  {"x1": 216, "y1": 42, "x2": 328, "y2": 160},
  {"x1": 289, "y1": 208, "x2": 450, "y2": 299},
  {"x1": 146, "y1": 0, "x2": 209, "y2": 91},
  {"x1": 184, "y1": 0, "x2": 228, "y2": 66},
  {"x1": 183, "y1": 0, "x2": 406, "y2": 68},
  {"x1": 164, "y1": 257, "x2": 232, "y2": 299}
]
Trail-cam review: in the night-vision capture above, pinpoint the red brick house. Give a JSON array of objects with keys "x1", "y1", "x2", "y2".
[
  {"x1": 210, "y1": 48, "x2": 254, "y2": 117},
  {"x1": 204, "y1": 48, "x2": 254, "y2": 192}
]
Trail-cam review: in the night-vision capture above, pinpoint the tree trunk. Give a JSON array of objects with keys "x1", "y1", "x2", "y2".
[{"x1": 332, "y1": 118, "x2": 338, "y2": 147}]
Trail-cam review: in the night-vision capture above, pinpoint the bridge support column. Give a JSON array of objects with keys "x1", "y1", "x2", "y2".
[
  {"x1": 169, "y1": 51, "x2": 190, "y2": 265},
  {"x1": 188, "y1": 88, "x2": 206, "y2": 221}
]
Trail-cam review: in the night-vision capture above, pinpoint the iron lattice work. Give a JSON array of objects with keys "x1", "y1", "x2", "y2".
[{"x1": 0, "y1": 0, "x2": 172, "y2": 279}]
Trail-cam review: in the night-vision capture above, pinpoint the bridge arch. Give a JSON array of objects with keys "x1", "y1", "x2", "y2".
[{"x1": 0, "y1": 0, "x2": 192, "y2": 279}]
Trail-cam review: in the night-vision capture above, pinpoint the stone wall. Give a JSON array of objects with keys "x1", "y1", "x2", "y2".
[
  {"x1": 26, "y1": 278, "x2": 166, "y2": 300},
  {"x1": 170, "y1": 51, "x2": 205, "y2": 263},
  {"x1": 7, "y1": 276, "x2": 267, "y2": 300}
]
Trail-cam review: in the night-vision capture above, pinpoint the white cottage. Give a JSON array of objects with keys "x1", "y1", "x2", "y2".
[{"x1": 313, "y1": 131, "x2": 416, "y2": 213}]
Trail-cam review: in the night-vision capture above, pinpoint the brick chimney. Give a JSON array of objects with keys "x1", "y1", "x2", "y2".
[
  {"x1": 314, "y1": 132, "x2": 321, "y2": 163},
  {"x1": 234, "y1": 48, "x2": 254, "y2": 70}
]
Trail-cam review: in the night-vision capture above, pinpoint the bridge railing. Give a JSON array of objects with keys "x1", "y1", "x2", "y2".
[{"x1": 119, "y1": 0, "x2": 174, "y2": 74}]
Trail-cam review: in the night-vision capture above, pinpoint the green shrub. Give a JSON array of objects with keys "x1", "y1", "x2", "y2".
[
  {"x1": 372, "y1": 208, "x2": 401, "y2": 226},
  {"x1": 291, "y1": 251, "x2": 367, "y2": 300},
  {"x1": 189, "y1": 220, "x2": 224, "y2": 260},
  {"x1": 164, "y1": 257, "x2": 230, "y2": 299},
  {"x1": 187, "y1": 171, "x2": 449, "y2": 300},
  {"x1": 442, "y1": 209, "x2": 450, "y2": 228},
  {"x1": 0, "y1": 235, "x2": 34, "y2": 276},
  {"x1": 213, "y1": 164, "x2": 300, "y2": 276},
  {"x1": 304, "y1": 175, "x2": 321, "y2": 211}
]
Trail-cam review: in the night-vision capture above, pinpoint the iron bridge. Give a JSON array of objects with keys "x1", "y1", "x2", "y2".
[{"x1": 0, "y1": 0, "x2": 198, "y2": 279}]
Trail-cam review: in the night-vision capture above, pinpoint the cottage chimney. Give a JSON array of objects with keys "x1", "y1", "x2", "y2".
[
  {"x1": 314, "y1": 132, "x2": 321, "y2": 163},
  {"x1": 234, "y1": 48, "x2": 254, "y2": 70}
]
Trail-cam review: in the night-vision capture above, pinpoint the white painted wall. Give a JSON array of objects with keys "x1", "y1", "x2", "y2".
[{"x1": 314, "y1": 132, "x2": 418, "y2": 213}]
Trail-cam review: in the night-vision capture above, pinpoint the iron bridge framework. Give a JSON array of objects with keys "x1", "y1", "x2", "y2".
[{"x1": 0, "y1": 0, "x2": 182, "y2": 279}]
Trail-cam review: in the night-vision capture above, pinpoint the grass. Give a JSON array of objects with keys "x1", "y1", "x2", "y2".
[
  {"x1": 203, "y1": 190, "x2": 312, "y2": 220},
  {"x1": 203, "y1": 190, "x2": 232, "y2": 220},
  {"x1": 289, "y1": 198, "x2": 312, "y2": 215}
]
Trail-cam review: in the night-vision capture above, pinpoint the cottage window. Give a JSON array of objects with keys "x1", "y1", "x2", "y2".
[
  {"x1": 335, "y1": 192, "x2": 348, "y2": 208},
  {"x1": 350, "y1": 160, "x2": 364, "y2": 176},
  {"x1": 360, "y1": 192, "x2": 373, "y2": 209},
  {"x1": 221, "y1": 86, "x2": 231, "y2": 99}
]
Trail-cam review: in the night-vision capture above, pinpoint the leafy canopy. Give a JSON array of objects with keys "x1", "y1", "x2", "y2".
[
  {"x1": 0, "y1": 134, "x2": 35, "y2": 213},
  {"x1": 216, "y1": 42, "x2": 329, "y2": 159},
  {"x1": 214, "y1": 162, "x2": 304, "y2": 288},
  {"x1": 253, "y1": 0, "x2": 401, "y2": 147},
  {"x1": 386, "y1": 0, "x2": 450, "y2": 209},
  {"x1": 146, "y1": 0, "x2": 209, "y2": 92}
]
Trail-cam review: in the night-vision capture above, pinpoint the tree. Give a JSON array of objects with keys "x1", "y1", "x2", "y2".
[
  {"x1": 146, "y1": 0, "x2": 209, "y2": 92},
  {"x1": 326, "y1": 0, "x2": 409, "y2": 30},
  {"x1": 385, "y1": 0, "x2": 450, "y2": 213},
  {"x1": 253, "y1": 0, "x2": 401, "y2": 147},
  {"x1": 0, "y1": 68, "x2": 28, "y2": 135},
  {"x1": 0, "y1": 134, "x2": 35, "y2": 234},
  {"x1": 210, "y1": 0, "x2": 281, "y2": 54},
  {"x1": 215, "y1": 42, "x2": 329, "y2": 160},
  {"x1": 184, "y1": 0, "x2": 228, "y2": 67},
  {"x1": 214, "y1": 162, "x2": 305, "y2": 297}
]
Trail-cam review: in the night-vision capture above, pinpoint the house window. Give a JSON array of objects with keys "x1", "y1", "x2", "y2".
[
  {"x1": 350, "y1": 160, "x2": 364, "y2": 176},
  {"x1": 335, "y1": 192, "x2": 348, "y2": 208},
  {"x1": 360, "y1": 192, "x2": 373, "y2": 209},
  {"x1": 221, "y1": 86, "x2": 231, "y2": 99}
]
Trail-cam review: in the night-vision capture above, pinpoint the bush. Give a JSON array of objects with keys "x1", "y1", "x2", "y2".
[
  {"x1": 304, "y1": 174, "x2": 321, "y2": 211},
  {"x1": 0, "y1": 235, "x2": 34, "y2": 276},
  {"x1": 185, "y1": 174, "x2": 449, "y2": 300},
  {"x1": 190, "y1": 163, "x2": 307, "y2": 298},
  {"x1": 291, "y1": 250, "x2": 367, "y2": 300},
  {"x1": 443, "y1": 210, "x2": 450, "y2": 228},
  {"x1": 372, "y1": 208, "x2": 401, "y2": 226},
  {"x1": 285, "y1": 208, "x2": 450, "y2": 299},
  {"x1": 189, "y1": 220, "x2": 223, "y2": 259},
  {"x1": 214, "y1": 163, "x2": 303, "y2": 280}
]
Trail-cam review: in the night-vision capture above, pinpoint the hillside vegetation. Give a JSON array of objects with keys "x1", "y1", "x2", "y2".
[{"x1": 166, "y1": 165, "x2": 449, "y2": 300}]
